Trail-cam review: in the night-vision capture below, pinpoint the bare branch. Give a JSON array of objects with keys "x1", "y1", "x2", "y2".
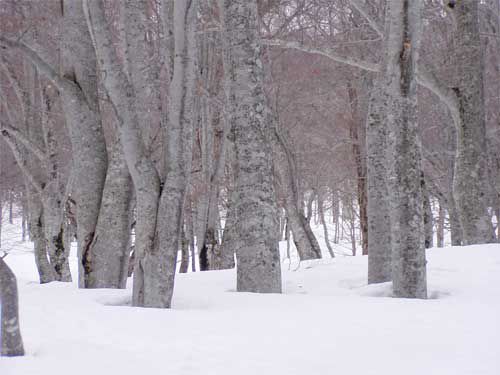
[
  {"x1": 416, "y1": 67, "x2": 459, "y2": 127},
  {"x1": 262, "y1": 39, "x2": 380, "y2": 72},
  {"x1": 0, "y1": 125, "x2": 44, "y2": 194},
  {"x1": 0, "y1": 36, "x2": 73, "y2": 94},
  {"x1": 0, "y1": 123, "x2": 47, "y2": 164},
  {"x1": 348, "y1": 0, "x2": 384, "y2": 38}
]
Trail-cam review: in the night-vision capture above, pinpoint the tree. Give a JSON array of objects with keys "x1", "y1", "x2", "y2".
[
  {"x1": 385, "y1": 0, "x2": 427, "y2": 298},
  {"x1": 0, "y1": 255, "x2": 24, "y2": 357},
  {"x1": 450, "y1": 0, "x2": 496, "y2": 245},
  {"x1": 220, "y1": 0, "x2": 282, "y2": 293}
]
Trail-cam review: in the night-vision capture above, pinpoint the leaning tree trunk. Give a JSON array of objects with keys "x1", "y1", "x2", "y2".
[
  {"x1": 220, "y1": 0, "x2": 282, "y2": 293},
  {"x1": 0, "y1": 257, "x2": 24, "y2": 357},
  {"x1": 386, "y1": 0, "x2": 427, "y2": 299},
  {"x1": 274, "y1": 126, "x2": 322, "y2": 261},
  {"x1": 451, "y1": 1, "x2": 496, "y2": 245}
]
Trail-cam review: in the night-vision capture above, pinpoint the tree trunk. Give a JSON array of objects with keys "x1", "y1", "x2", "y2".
[
  {"x1": 437, "y1": 199, "x2": 445, "y2": 248},
  {"x1": 27, "y1": 188, "x2": 56, "y2": 284},
  {"x1": 62, "y1": 0, "x2": 109, "y2": 287},
  {"x1": 422, "y1": 174, "x2": 433, "y2": 249},
  {"x1": 220, "y1": 0, "x2": 281, "y2": 293},
  {"x1": 451, "y1": 1, "x2": 496, "y2": 244},
  {"x1": 366, "y1": 73, "x2": 392, "y2": 284},
  {"x1": 318, "y1": 189, "x2": 335, "y2": 258},
  {"x1": 179, "y1": 225, "x2": 189, "y2": 274},
  {"x1": 0, "y1": 257, "x2": 24, "y2": 357},
  {"x1": 87, "y1": 143, "x2": 133, "y2": 289},
  {"x1": 386, "y1": 0, "x2": 427, "y2": 298},
  {"x1": 273, "y1": 126, "x2": 322, "y2": 260}
]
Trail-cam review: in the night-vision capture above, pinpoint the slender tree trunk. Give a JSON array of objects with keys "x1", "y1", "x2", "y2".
[
  {"x1": 220, "y1": 0, "x2": 281, "y2": 293},
  {"x1": 0, "y1": 257, "x2": 24, "y2": 357},
  {"x1": 448, "y1": 194, "x2": 463, "y2": 246},
  {"x1": 366, "y1": 74, "x2": 392, "y2": 283},
  {"x1": 27, "y1": 188, "x2": 55, "y2": 284},
  {"x1": 318, "y1": 189, "x2": 335, "y2": 258},
  {"x1": 422, "y1": 174, "x2": 433, "y2": 249},
  {"x1": 274, "y1": 127, "x2": 322, "y2": 260},
  {"x1": 437, "y1": 200, "x2": 445, "y2": 248},
  {"x1": 179, "y1": 225, "x2": 189, "y2": 274}
]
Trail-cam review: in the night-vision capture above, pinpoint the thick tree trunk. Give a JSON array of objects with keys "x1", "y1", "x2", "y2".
[
  {"x1": 386, "y1": 0, "x2": 427, "y2": 299},
  {"x1": 0, "y1": 257, "x2": 24, "y2": 357},
  {"x1": 62, "y1": 0, "x2": 109, "y2": 287},
  {"x1": 220, "y1": 0, "x2": 281, "y2": 293},
  {"x1": 451, "y1": 1, "x2": 496, "y2": 245},
  {"x1": 87, "y1": 143, "x2": 133, "y2": 289}
]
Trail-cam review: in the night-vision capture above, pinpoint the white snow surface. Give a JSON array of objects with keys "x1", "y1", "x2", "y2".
[{"x1": 1, "y1": 231, "x2": 500, "y2": 375}]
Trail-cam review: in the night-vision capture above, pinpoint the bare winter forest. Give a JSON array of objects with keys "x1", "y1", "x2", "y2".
[{"x1": 0, "y1": 1, "x2": 499, "y2": 374}]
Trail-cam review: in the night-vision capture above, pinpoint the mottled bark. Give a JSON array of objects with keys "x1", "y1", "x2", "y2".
[
  {"x1": 451, "y1": 1, "x2": 496, "y2": 244},
  {"x1": 220, "y1": 0, "x2": 281, "y2": 293},
  {"x1": 366, "y1": 75, "x2": 392, "y2": 284},
  {"x1": 85, "y1": 0, "x2": 161, "y2": 305},
  {"x1": 87, "y1": 0, "x2": 197, "y2": 307},
  {"x1": 86, "y1": 143, "x2": 133, "y2": 289},
  {"x1": 0, "y1": 257, "x2": 24, "y2": 357},
  {"x1": 386, "y1": 0, "x2": 427, "y2": 299}
]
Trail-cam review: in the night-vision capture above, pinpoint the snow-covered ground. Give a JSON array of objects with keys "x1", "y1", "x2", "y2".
[{"x1": 1, "y1": 220, "x2": 499, "y2": 375}]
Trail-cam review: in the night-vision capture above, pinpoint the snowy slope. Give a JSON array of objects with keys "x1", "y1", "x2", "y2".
[{"x1": 1, "y1": 229, "x2": 499, "y2": 375}]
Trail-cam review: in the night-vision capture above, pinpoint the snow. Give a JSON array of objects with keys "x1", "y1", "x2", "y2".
[{"x1": 1, "y1": 220, "x2": 500, "y2": 375}]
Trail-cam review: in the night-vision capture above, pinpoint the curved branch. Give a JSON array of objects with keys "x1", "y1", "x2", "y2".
[
  {"x1": 0, "y1": 37, "x2": 73, "y2": 94},
  {"x1": 0, "y1": 123, "x2": 47, "y2": 164},
  {"x1": 262, "y1": 39, "x2": 380, "y2": 72},
  {"x1": 416, "y1": 67, "x2": 459, "y2": 127},
  {"x1": 0, "y1": 126, "x2": 44, "y2": 194}
]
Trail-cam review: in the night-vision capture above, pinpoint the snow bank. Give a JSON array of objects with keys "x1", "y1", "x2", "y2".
[{"x1": 1, "y1": 233, "x2": 499, "y2": 375}]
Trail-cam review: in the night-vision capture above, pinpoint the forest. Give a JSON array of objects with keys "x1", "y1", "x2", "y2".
[{"x1": 0, "y1": 0, "x2": 499, "y2": 374}]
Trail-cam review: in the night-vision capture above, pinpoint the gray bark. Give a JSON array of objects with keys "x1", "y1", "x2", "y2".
[
  {"x1": 85, "y1": 0, "x2": 161, "y2": 305},
  {"x1": 87, "y1": 143, "x2": 133, "y2": 289},
  {"x1": 61, "y1": 0, "x2": 109, "y2": 287},
  {"x1": 27, "y1": 187, "x2": 55, "y2": 283},
  {"x1": 451, "y1": 1, "x2": 496, "y2": 245},
  {"x1": 366, "y1": 74, "x2": 392, "y2": 284},
  {"x1": 274, "y1": 127, "x2": 322, "y2": 261},
  {"x1": 220, "y1": 0, "x2": 281, "y2": 293},
  {"x1": 0, "y1": 257, "x2": 24, "y2": 357},
  {"x1": 86, "y1": 0, "x2": 197, "y2": 307},
  {"x1": 386, "y1": 0, "x2": 427, "y2": 299}
]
